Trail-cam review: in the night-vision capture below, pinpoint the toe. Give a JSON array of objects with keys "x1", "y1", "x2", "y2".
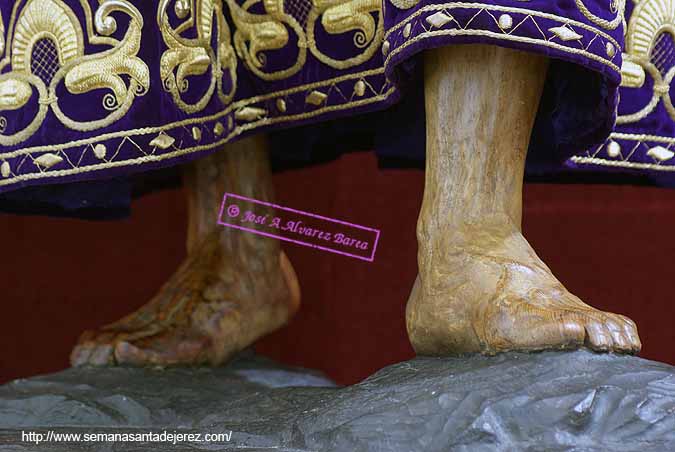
[
  {"x1": 69, "y1": 344, "x2": 93, "y2": 367},
  {"x1": 583, "y1": 321, "x2": 614, "y2": 351},
  {"x1": 70, "y1": 343, "x2": 115, "y2": 366},
  {"x1": 70, "y1": 331, "x2": 117, "y2": 366},
  {"x1": 604, "y1": 317, "x2": 633, "y2": 353},
  {"x1": 499, "y1": 311, "x2": 585, "y2": 351},
  {"x1": 558, "y1": 317, "x2": 586, "y2": 348},
  {"x1": 87, "y1": 345, "x2": 115, "y2": 365},
  {"x1": 114, "y1": 341, "x2": 154, "y2": 366},
  {"x1": 616, "y1": 314, "x2": 641, "y2": 353},
  {"x1": 114, "y1": 332, "x2": 211, "y2": 366}
]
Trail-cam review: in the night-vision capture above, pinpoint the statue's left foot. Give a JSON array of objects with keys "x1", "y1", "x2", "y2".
[
  {"x1": 70, "y1": 230, "x2": 300, "y2": 367},
  {"x1": 407, "y1": 217, "x2": 641, "y2": 356}
]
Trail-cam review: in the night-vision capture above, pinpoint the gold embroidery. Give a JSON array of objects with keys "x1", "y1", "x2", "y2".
[
  {"x1": 174, "y1": 0, "x2": 191, "y2": 19},
  {"x1": 0, "y1": 13, "x2": 4, "y2": 57},
  {"x1": 55, "y1": 1, "x2": 150, "y2": 130},
  {"x1": 93, "y1": 143, "x2": 107, "y2": 159},
  {"x1": 354, "y1": 79, "x2": 366, "y2": 96},
  {"x1": 549, "y1": 26, "x2": 583, "y2": 41},
  {"x1": 0, "y1": 68, "x2": 393, "y2": 191},
  {"x1": 572, "y1": 133, "x2": 675, "y2": 171},
  {"x1": 574, "y1": 0, "x2": 625, "y2": 31},
  {"x1": 389, "y1": 0, "x2": 625, "y2": 32},
  {"x1": 306, "y1": 90, "x2": 327, "y2": 105},
  {"x1": 385, "y1": 4, "x2": 621, "y2": 73},
  {"x1": 617, "y1": 0, "x2": 675, "y2": 124},
  {"x1": 235, "y1": 106, "x2": 267, "y2": 120},
  {"x1": 383, "y1": 4, "x2": 621, "y2": 50},
  {"x1": 0, "y1": 0, "x2": 149, "y2": 145},
  {"x1": 390, "y1": 0, "x2": 419, "y2": 10},
  {"x1": 192, "y1": 126, "x2": 202, "y2": 141},
  {"x1": 227, "y1": 0, "x2": 306, "y2": 81},
  {"x1": 647, "y1": 145, "x2": 674, "y2": 161},
  {"x1": 0, "y1": 67, "x2": 385, "y2": 160},
  {"x1": 568, "y1": 155, "x2": 675, "y2": 170},
  {"x1": 0, "y1": 78, "x2": 32, "y2": 111},
  {"x1": 34, "y1": 153, "x2": 64, "y2": 169},
  {"x1": 226, "y1": 0, "x2": 382, "y2": 80},
  {"x1": 158, "y1": 0, "x2": 238, "y2": 113},
  {"x1": 607, "y1": 140, "x2": 621, "y2": 157},
  {"x1": 307, "y1": 0, "x2": 383, "y2": 69},
  {"x1": 498, "y1": 14, "x2": 512, "y2": 31},
  {"x1": 426, "y1": 11, "x2": 453, "y2": 28},
  {"x1": 150, "y1": 133, "x2": 176, "y2": 149},
  {"x1": 0, "y1": 84, "x2": 396, "y2": 188}
]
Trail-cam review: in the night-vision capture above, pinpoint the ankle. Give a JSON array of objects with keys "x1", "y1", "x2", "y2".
[{"x1": 416, "y1": 212, "x2": 519, "y2": 254}]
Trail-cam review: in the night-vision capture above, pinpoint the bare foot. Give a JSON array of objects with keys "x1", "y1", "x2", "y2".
[
  {"x1": 70, "y1": 231, "x2": 300, "y2": 366},
  {"x1": 406, "y1": 215, "x2": 641, "y2": 356}
]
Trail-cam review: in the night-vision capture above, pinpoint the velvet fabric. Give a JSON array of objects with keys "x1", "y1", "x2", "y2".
[
  {"x1": 0, "y1": 0, "x2": 666, "y2": 216},
  {"x1": 567, "y1": 0, "x2": 675, "y2": 181}
]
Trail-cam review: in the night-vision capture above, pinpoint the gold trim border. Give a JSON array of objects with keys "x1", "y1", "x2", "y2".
[
  {"x1": 570, "y1": 133, "x2": 675, "y2": 171},
  {"x1": 384, "y1": 3, "x2": 621, "y2": 73},
  {"x1": 0, "y1": 77, "x2": 397, "y2": 188},
  {"x1": 569, "y1": 155, "x2": 675, "y2": 171},
  {"x1": 385, "y1": 2, "x2": 621, "y2": 48},
  {"x1": 0, "y1": 68, "x2": 388, "y2": 159}
]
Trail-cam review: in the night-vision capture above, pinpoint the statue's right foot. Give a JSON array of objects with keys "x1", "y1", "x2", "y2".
[
  {"x1": 407, "y1": 216, "x2": 641, "y2": 356},
  {"x1": 70, "y1": 231, "x2": 300, "y2": 367}
]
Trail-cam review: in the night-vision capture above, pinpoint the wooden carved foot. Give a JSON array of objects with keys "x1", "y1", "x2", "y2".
[
  {"x1": 70, "y1": 136, "x2": 300, "y2": 366},
  {"x1": 407, "y1": 45, "x2": 641, "y2": 356}
]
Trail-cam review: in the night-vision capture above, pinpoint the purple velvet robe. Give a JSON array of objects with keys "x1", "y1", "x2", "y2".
[{"x1": 0, "y1": 0, "x2": 669, "y2": 214}]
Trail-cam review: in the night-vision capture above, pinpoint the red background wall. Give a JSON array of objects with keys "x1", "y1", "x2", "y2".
[{"x1": 1, "y1": 152, "x2": 674, "y2": 385}]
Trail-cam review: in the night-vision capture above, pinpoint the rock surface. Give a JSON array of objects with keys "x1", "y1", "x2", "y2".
[{"x1": 1, "y1": 351, "x2": 674, "y2": 451}]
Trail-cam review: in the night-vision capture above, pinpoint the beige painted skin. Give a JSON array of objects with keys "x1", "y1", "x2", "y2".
[{"x1": 71, "y1": 45, "x2": 640, "y2": 367}]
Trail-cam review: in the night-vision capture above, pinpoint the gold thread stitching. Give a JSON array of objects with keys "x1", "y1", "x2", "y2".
[
  {"x1": 0, "y1": 67, "x2": 387, "y2": 159},
  {"x1": 0, "y1": 86, "x2": 396, "y2": 187},
  {"x1": 385, "y1": 26, "x2": 620, "y2": 73},
  {"x1": 0, "y1": 0, "x2": 149, "y2": 145},
  {"x1": 616, "y1": 0, "x2": 675, "y2": 125},
  {"x1": 383, "y1": 2, "x2": 622, "y2": 49},
  {"x1": 570, "y1": 155, "x2": 675, "y2": 170},
  {"x1": 159, "y1": 0, "x2": 238, "y2": 113}
]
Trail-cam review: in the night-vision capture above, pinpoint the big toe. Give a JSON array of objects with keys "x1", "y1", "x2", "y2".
[
  {"x1": 518, "y1": 314, "x2": 586, "y2": 351},
  {"x1": 113, "y1": 331, "x2": 212, "y2": 366},
  {"x1": 485, "y1": 306, "x2": 587, "y2": 352}
]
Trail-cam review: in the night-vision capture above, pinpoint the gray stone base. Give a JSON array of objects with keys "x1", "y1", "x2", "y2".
[{"x1": 1, "y1": 350, "x2": 675, "y2": 451}]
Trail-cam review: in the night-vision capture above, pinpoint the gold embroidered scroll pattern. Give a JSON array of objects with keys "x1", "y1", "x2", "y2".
[
  {"x1": 226, "y1": 0, "x2": 383, "y2": 81},
  {"x1": 0, "y1": 0, "x2": 149, "y2": 146},
  {"x1": 0, "y1": 68, "x2": 395, "y2": 188},
  {"x1": 227, "y1": 0, "x2": 305, "y2": 81},
  {"x1": 617, "y1": 0, "x2": 675, "y2": 124},
  {"x1": 575, "y1": 0, "x2": 625, "y2": 30},
  {"x1": 158, "y1": 0, "x2": 238, "y2": 114},
  {"x1": 307, "y1": 0, "x2": 384, "y2": 70}
]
